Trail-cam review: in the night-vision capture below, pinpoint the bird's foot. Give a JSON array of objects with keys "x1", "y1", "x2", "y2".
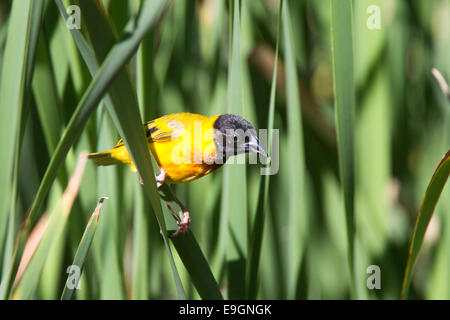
[
  {"x1": 167, "y1": 204, "x2": 190, "y2": 238},
  {"x1": 170, "y1": 211, "x2": 190, "y2": 238},
  {"x1": 155, "y1": 168, "x2": 167, "y2": 188},
  {"x1": 138, "y1": 168, "x2": 167, "y2": 188}
]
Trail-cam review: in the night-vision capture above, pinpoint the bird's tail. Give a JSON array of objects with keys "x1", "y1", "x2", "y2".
[{"x1": 88, "y1": 151, "x2": 121, "y2": 166}]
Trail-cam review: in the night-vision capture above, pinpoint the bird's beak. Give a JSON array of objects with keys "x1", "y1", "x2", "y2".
[{"x1": 247, "y1": 135, "x2": 268, "y2": 159}]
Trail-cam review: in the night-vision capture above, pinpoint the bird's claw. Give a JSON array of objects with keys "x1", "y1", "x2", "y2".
[
  {"x1": 139, "y1": 169, "x2": 166, "y2": 188},
  {"x1": 155, "y1": 168, "x2": 167, "y2": 189},
  {"x1": 170, "y1": 211, "x2": 190, "y2": 238}
]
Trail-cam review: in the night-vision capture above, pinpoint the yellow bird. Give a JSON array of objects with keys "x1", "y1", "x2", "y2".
[{"x1": 88, "y1": 113, "x2": 267, "y2": 236}]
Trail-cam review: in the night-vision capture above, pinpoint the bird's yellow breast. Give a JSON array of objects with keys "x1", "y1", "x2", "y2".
[
  {"x1": 111, "y1": 113, "x2": 221, "y2": 183},
  {"x1": 149, "y1": 113, "x2": 221, "y2": 183}
]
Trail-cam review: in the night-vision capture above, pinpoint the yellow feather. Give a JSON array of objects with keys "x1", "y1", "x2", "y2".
[{"x1": 88, "y1": 113, "x2": 222, "y2": 183}]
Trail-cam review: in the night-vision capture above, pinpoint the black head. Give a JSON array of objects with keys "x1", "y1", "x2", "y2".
[
  {"x1": 213, "y1": 114, "x2": 267, "y2": 162},
  {"x1": 213, "y1": 114, "x2": 255, "y2": 133}
]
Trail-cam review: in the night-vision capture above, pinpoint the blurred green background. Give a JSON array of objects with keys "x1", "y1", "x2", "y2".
[{"x1": 0, "y1": 0, "x2": 449, "y2": 300}]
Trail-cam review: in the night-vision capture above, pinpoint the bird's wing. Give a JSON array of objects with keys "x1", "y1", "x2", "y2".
[
  {"x1": 144, "y1": 120, "x2": 175, "y2": 142},
  {"x1": 112, "y1": 119, "x2": 184, "y2": 149},
  {"x1": 147, "y1": 117, "x2": 186, "y2": 141}
]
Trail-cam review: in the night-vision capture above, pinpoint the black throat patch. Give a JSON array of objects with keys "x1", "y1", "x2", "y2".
[{"x1": 213, "y1": 114, "x2": 255, "y2": 163}]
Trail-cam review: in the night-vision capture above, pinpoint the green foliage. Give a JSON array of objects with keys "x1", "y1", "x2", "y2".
[
  {"x1": 330, "y1": 0, "x2": 356, "y2": 296},
  {"x1": 61, "y1": 197, "x2": 106, "y2": 300},
  {"x1": 402, "y1": 152, "x2": 450, "y2": 299}
]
